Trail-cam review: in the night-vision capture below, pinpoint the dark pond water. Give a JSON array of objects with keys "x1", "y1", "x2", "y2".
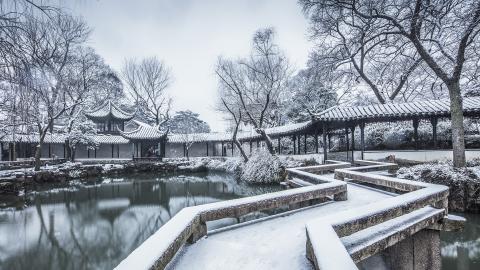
[
  {"x1": 0, "y1": 172, "x2": 281, "y2": 270},
  {"x1": 441, "y1": 212, "x2": 480, "y2": 270}
]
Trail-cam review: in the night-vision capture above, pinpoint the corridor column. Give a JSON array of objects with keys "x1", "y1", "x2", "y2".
[
  {"x1": 413, "y1": 118, "x2": 419, "y2": 150},
  {"x1": 360, "y1": 122, "x2": 365, "y2": 160},
  {"x1": 350, "y1": 126, "x2": 355, "y2": 162},
  {"x1": 304, "y1": 134, "x2": 307, "y2": 154},
  {"x1": 431, "y1": 117, "x2": 438, "y2": 149},
  {"x1": 322, "y1": 123, "x2": 328, "y2": 163}
]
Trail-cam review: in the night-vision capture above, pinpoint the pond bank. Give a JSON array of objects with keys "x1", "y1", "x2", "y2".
[{"x1": 396, "y1": 161, "x2": 480, "y2": 213}]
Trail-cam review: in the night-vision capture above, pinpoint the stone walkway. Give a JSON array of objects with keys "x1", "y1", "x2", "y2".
[{"x1": 167, "y1": 181, "x2": 393, "y2": 270}]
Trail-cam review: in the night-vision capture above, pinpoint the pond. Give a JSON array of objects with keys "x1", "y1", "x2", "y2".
[
  {"x1": 0, "y1": 172, "x2": 281, "y2": 270},
  {"x1": 441, "y1": 212, "x2": 480, "y2": 269}
]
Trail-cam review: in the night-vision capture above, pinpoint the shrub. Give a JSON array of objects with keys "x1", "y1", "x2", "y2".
[{"x1": 240, "y1": 149, "x2": 286, "y2": 184}]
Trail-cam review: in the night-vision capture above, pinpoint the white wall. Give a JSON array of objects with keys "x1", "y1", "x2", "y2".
[{"x1": 363, "y1": 149, "x2": 480, "y2": 162}]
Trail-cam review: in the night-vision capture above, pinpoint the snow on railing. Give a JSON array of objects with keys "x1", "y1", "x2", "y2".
[
  {"x1": 305, "y1": 161, "x2": 456, "y2": 270},
  {"x1": 115, "y1": 161, "x2": 351, "y2": 270}
]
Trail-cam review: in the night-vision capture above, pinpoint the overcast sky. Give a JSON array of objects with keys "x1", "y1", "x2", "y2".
[{"x1": 64, "y1": 0, "x2": 312, "y2": 131}]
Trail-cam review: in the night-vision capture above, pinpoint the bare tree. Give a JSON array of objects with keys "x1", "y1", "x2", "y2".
[
  {"x1": 11, "y1": 12, "x2": 90, "y2": 170},
  {"x1": 301, "y1": 0, "x2": 480, "y2": 167},
  {"x1": 216, "y1": 28, "x2": 290, "y2": 155},
  {"x1": 63, "y1": 47, "x2": 118, "y2": 161},
  {"x1": 122, "y1": 57, "x2": 172, "y2": 125}
]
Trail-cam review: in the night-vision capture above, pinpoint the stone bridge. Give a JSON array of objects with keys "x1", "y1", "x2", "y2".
[{"x1": 115, "y1": 160, "x2": 465, "y2": 270}]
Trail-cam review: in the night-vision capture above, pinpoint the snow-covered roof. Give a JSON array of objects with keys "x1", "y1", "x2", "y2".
[
  {"x1": 85, "y1": 100, "x2": 135, "y2": 121},
  {"x1": 119, "y1": 120, "x2": 167, "y2": 141},
  {"x1": 0, "y1": 133, "x2": 129, "y2": 144},
  {"x1": 315, "y1": 96, "x2": 480, "y2": 122},
  {"x1": 167, "y1": 121, "x2": 314, "y2": 143}
]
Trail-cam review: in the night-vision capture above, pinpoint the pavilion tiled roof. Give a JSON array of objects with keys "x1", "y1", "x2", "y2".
[
  {"x1": 0, "y1": 133, "x2": 129, "y2": 144},
  {"x1": 85, "y1": 100, "x2": 135, "y2": 121},
  {"x1": 119, "y1": 120, "x2": 167, "y2": 140},
  {"x1": 314, "y1": 96, "x2": 480, "y2": 122}
]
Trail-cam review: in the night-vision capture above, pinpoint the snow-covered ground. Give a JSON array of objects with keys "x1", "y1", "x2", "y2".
[{"x1": 167, "y1": 181, "x2": 393, "y2": 270}]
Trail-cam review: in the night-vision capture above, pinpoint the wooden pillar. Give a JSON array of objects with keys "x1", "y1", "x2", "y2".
[
  {"x1": 221, "y1": 142, "x2": 225, "y2": 156},
  {"x1": 206, "y1": 142, "x2": 209, "y2": 156},
  {"x1": 345, "y1": 127, "x2": 349, "y2": 160},
  {"x1": 277, "y1": 137, "x2": 281, "y2": 154},
  {"x1": 315, "y1": 129, "x2": 319, "y2": 154},
  {"x1": 131, "y1": 143, "x2": 135, "y2": 159},
  {"x1": 360, "y1": 122, "x2": 365, "y2": 160},
  {"x1": 304, "y1": 134, "x2": 307, "y2": 154},
  {"x1": 183, "y1": 143, "x2": 186, "y2": 157},
  {"x1": 293, "y1": 136, "x2": 297, "y2": 155},
  {"x1": 63, "y1": 144, "x2": 66, "y2": 158},
  {"x1": 111, "y1": 144, "x2": 114, "y2": 158},
  {"x1": 413, "y1": 118, "x2": 419, "y2": 150},
  {"x1": 48, "y1": 143, "x2": 51, "y2": 158},
  {"x1": 297, "y1": 135, "x2": 301, "y2": 155},
  {"x1": 87, "y1": 148, "x2": 90, "y2": 158},
  {"x1": 431, "y1": 118, "x2": 438, "y2": 149},
  {"x1": 322, "y1": 123, "x2": 328, "y2": 163},
  {"x1": 350, "y1": 126, "x2": 355, "y2": 162},
  {"x1": 117, "y1": 145, "x2": 120, "y2": 158},
  {"x1": 94, "y1": 148, "x2": 97, "y2": 158}
]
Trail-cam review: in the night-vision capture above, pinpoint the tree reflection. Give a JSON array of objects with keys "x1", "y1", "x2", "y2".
[{"x1": 0, "y1": 172, "x2": 276, "y2": 270}]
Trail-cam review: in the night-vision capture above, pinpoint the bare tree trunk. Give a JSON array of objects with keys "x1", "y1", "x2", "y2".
[
  {"x1": 34, "y1": 142, "x2": 42, "y2": 171},
  {"x1": 65, "y1": 139, "x2": 72, "y2": 161},
  {"x1": 257, "y1": 129, "x2": 276, "y2": 155},
  {"x1": 447, "y1": 81, "x2": 466, "y2": 167},
  {"x1": 233, "y1": 139, "x2": 248, "y2": 162}
]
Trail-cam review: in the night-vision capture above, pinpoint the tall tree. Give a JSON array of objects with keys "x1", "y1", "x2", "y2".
[
  {"x1": 216, "y1": 27, "x2": 290, "y2": 155},
  {"x1": 285, "y1": 67, "x2": 337, "y2": 122},
  {"x1": 300, "y1": 0, "x2": 480, "y2": 167},
  {"x1": 12, "y1": 12, "x2": 90, "y2": 170},
  {"x1": 168, "y1": 110, "x2": 210, "y2": 160},
  {"x1": 122, "y1": 57, "x2": 172, "y2": 126}
]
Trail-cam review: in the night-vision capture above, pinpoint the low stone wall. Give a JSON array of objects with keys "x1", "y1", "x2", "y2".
[
  {"x1": 0, "y1": 159, "x2": 67, "y2": 171},
  {"x1": 0, "y1": 160, "x2": 208, "y2": 195}
]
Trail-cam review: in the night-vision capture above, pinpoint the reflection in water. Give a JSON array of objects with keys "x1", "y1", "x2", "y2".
[
  {"x1": 441, "y1": 213, "x2": 480, "y2": 270},
  {"x1": 0, "y1": 172, "x2": 280, "y2": 270}
]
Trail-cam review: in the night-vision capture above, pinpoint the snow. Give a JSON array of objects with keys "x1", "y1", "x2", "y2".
[
  {"x1": 240, "y1": 149, "x2": 284, "y2": 184},
  {"x1": 397, "y1": 161, "x2": 480, "y2": 183},
  {"x1": 166, "y1": 183, "x2": 392, "y2": 270}
]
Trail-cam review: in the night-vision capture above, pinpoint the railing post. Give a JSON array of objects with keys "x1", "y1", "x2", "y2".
[{"x1": 187, "y1": 221, "x2": 207, "y2": 244}]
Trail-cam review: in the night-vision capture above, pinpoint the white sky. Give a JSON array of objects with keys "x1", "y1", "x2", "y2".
[{"x1": 64, "y1": 0, "x2": 312, "y2": 131}]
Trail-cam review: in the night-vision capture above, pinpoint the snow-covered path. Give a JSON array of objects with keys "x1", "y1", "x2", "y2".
[{"x1": 167, "y1": 182, "x2": 393, "y2": 270}]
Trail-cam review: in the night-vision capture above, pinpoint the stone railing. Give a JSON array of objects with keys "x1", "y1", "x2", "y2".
[
  {"x1": 305, "y1": 161, "x2": 463, "y2": 270},
  {"x1": 115, "y1": 161, "x2": 351, "y2": 270}
]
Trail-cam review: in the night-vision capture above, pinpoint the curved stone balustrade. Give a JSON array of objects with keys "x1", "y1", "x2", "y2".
[
  {"x1": 115, "y1": 161, "x2": 351, "y2": 270},
  {"x1": 305, "y1": 160, "x2": 460, "y2": 270}
]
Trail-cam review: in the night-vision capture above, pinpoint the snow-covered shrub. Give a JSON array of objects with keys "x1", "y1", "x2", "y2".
[
  {"x1": 240, "y1": 149, "x2": 286, "y2": 184},
  {"x1": 397, "y1": 161, "x2": 480, "y2": 183},
  {"x1": 203, "y1": 158, "x2": 243, "y2": 174}
]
